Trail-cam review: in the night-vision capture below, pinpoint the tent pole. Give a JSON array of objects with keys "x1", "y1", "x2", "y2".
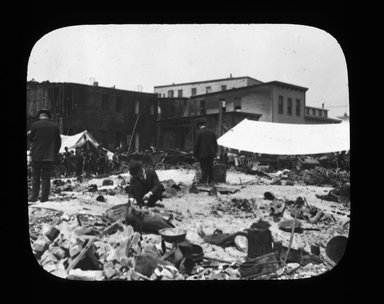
[{"x1": 128, "y1": 114, "x2": 140, "y2": 153}]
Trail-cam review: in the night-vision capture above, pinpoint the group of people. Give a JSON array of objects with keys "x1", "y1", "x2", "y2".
[
  {"x1": 59, "y1": 145, "x2": 113, "y2": 177},
  {"x1": 28, "y1": 109, "x2": 218, "y2": 207}
]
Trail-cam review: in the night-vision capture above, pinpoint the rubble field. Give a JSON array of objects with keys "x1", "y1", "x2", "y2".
[{"x1": 29, "y1": 167, "x2": 350, "y2": 281}]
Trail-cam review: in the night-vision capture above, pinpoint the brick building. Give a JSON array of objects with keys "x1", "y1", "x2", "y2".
[{"x1": 27, "y1": 81, "x2": 158, "y2": 152}]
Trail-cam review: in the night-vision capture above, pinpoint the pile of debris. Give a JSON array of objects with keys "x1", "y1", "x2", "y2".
[
  {"x1": 162, "y1": 179, "x2": 187, "y2": 199},
  {"x1": 211, "y1": 198, "x2": 256, "y2": 218},
  {"x1": 29, "y1": 204, "x2": 245, "y2": 281}
]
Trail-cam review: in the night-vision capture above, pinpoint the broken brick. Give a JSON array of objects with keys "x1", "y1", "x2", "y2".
[
  {"x1": 104, "y1": 267, "x2": 116, "y2": 279},
  {"x1": 114, "y1": 263, "x2": 123, "y2": 272},
  {"x1": 73, "y1": 226, "x2": 93, "y2": 236},
  {"x1": 60, "y1": 239, "x2": 71, "y2": 252},
  {"x1": 40, "y1": 250, "x2": 58, "y2": 265},
  {"x1": 50, "y1": 246, "x2": 66, "y2": 260},
  {"x1": 103, "y1": 261, "x2": 114, "y2": 271},
  {"x1": 32, "y1": 235, "x2": 50, "y2": 257},
  {"x1": 69, "y1": 244, "x2": 83, "y2": 258},
  {"x1": 42, "y1": 262, "x2": 57, "y2": 273},
  {"x1": 119, "y1": 256, "x2": 133, "y2": 269},
  {"x1": 45, "y1": 226, "x2": 60, "y2": 242}
]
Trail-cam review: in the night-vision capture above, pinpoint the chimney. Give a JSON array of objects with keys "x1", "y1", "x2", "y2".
[
  {"x1": 322, "y1": 103, "x2": 324, "y2": 108},
  {"x1": 93, "y1": 81, "x2": 99, "y2": 87},
  {"x1": 230, "y1": 73, "x2": 232, "y2": 78}
]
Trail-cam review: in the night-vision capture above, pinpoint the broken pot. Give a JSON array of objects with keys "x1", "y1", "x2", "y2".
[{"x1": 326, "y1": 235, "x2": 348, "y2": 264}]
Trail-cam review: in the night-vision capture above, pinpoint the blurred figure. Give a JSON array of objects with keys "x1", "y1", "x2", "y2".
[
  {"x1": 74, "y1": 148, "x2": 84, "y2": 177},
  {"x1": 63, "y1": 146, "x2": 71, "y2": 177},
  {"x1": 28, "y1": 109, "x2": 61, "y2": 202}
]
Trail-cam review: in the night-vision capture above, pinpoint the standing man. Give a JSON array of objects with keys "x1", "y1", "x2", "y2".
[
  {"x1": 74, "y1": 148, "x2": 84, "y2": 177},
  {"x1": 193, "y1": 120, "x2": 218, "y2": 185},
  {"x1": 63, "y1": 147, "x2": 71, "y2": 177},
  {"x1": 28, "y1": 109, "x2": 61, "y2": 202}
]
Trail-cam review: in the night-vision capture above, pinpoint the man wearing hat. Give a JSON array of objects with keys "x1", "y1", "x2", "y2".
[
  {"x1": 28, "y1": 109, "x2": 61, "y2": 202},
  {"x1": 193, "y1": 120, "x2": 218, "y2": 185},
  {"x1": 127, "y1": 160, "x2": 163, "y2": 208}
]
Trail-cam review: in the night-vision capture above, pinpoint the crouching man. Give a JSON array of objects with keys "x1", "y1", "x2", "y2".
[{"x1": 127, "y1": 160, "x2": 164, "y2": 208}]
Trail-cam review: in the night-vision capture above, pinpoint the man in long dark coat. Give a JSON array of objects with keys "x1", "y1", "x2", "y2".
[
  {"x1": 127, "y1": 160, "x2": 163, "y2": 208},
  {"x1": 28, "y1": 109, "x2": 61, "y2": 202},
  {"x1": 193, "y1": 120, "x2": 218, "y2": 184}
]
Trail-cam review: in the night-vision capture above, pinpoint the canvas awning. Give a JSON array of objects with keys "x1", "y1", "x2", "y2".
[
  {"x1": 217, "y1": 119, "x2": 350, "y2": 155},
  {"x1": 60, "y1": 130, "x2": 114, "y2": 160},
  {"x1": 60, "y1": 130, "x2": 99, "y2": 153}
]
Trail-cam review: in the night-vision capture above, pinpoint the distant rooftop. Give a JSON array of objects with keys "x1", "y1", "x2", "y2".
[
  {"x1": 27, "y1": 80, "x2": 156, "y2": 96},
  {"x1": 187, "y1": 80, "x2": 308, "y2": 98},
  {"x1": 154, "y1": 76, "x2": 263, "y2": 88}
]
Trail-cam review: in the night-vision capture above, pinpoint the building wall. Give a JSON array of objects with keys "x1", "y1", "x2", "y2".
[
  {"x1": 190, "y1": 85, "x2": 273, "y2": 121},
  {"x1": 26, "y1": 82, "x2": 158, "y2": 152},
  {"x1": 241, "y1": 91, "x2": 272, "y2": 122},
  {"x1": 154, "y1": 77, "x2": 262, "y2": 98},
  {"x1": 271, "y1": 85, "x2": 306, "y2": 124}
]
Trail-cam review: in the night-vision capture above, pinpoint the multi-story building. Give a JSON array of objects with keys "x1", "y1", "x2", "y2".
[
  {"x1": 27, "y1": 81, "x2": 158, "y2": 152},
  {"x1": 156, "y1": 77, "x2": 341, "y2": 150},
  {"x1": 304, "y1": 105, "x2": 340, "y2": 124},
  {"x1": 154, "y1": 75, "x2": 263, "y2": 98}
]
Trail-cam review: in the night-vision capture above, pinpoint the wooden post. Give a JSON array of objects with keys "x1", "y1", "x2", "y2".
[
  {"x1": 218, "y1": 100, "x2": 223, "y2": 157},
  {"x1": 128, "y1": 114, "x2": 140, "y2": 153}
]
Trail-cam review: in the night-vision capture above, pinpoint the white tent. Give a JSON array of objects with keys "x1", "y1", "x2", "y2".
[
  {"x1": 60, "y1": 130, "x2": 114, "y2": 160},
  {"x1": 217, "y1": 119, "x2": 350, "y2": 155}
]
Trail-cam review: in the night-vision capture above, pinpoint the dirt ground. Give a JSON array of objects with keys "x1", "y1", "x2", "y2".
[{"x1": 28, "y1": 168, "x2": 350, "y2": 280}]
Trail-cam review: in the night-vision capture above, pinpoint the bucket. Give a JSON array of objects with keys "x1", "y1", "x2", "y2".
[{"x1": 213, "y1": 164, "x2": 227, "y2": 183}]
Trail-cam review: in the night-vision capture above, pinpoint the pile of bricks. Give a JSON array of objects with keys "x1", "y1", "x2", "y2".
[{"x1": 30, "y1": 214, "x2": 159, "y2": 280}]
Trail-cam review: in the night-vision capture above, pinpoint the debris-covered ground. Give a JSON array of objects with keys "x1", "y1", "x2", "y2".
[{"x1": 28, "y1": 166, "x2": 350, "y2": 281}]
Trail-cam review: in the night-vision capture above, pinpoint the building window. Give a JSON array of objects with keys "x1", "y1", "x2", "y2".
[
  {"x1": 296, "y1": 99, "x2": 301, "y2": 116},
  {"x1": 306, "y1": 107, "x2": 310, "y2": 115},
  {"x1": 221, "y1": 85, "x2": 227, "y2": 91},
  {"x1": 191, "y1": 88, "x2": 197, "y2": 96},
  {"x1": 234, "y1": 97, "x2": 241, "y2": 112},
  {"x1": 324, "y1": 110, "x2": 327, "y2": 117},
  {"x1": 278, "y1": 96, "x2": 284, "y2": 114},
  {"x1": 287, "y1": 98, "x2": 292, "y2": 116},
  {"x1": 135, "y1": 100, "x2": 139, "y2": 114},
  {"x1": 200, "y1": 100, "x2": 206, "y2": 115},
  {"x1": 163, "y1": 93, "x2": 166, "y2": 98},
  {"x1": 101, "y1": 95, "x2": 109, "y2": 111},
  {"x1": 206, "y1": 86, "x2": 211, "y2": 94},
  {"x1": 221, "y1": 99, "x2": 226, "y2": 113},
  {"x1": 115, "y1": 96, "x2": 122, "y2": 113},
  {"x1": 150, "y1": 104, "x2": 155, "y2": 115},
  {"x1": 158, "y1": 93, "x2": 162, "y2": 98},
  {"x1": 177, "y1": 89, "x2": 183, "y2": 97},
  {"x1": 168, "y1": 90, "x2": 174, "y2": 98}
]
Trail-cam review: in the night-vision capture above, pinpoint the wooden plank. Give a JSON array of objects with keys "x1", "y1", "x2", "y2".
[{"x1": 66, "y1": 236, "x2": 96, "y2": 273}]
